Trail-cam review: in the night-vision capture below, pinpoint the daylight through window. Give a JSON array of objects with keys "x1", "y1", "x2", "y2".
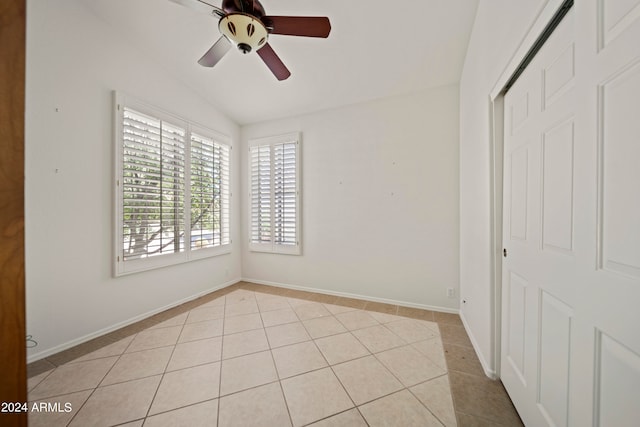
[
  {"x1": 116, "y1": 95, "x2": 231, "y2": 275},
  {"x1": 249, "y1": 132, "x2": 301, "y2": 255}
]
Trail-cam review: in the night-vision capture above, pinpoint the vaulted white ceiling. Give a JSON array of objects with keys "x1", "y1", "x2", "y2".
[{"x1": 81, "y1": 0, "x2": 479, "y2": 124}]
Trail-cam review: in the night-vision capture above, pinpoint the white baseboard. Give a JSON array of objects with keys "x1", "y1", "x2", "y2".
[
  {"x1": 29, "y1": 276, "x2": 460, "y2": 364},
  {"x1": 27, "y1": 278, "x2": 241, "y2": 364},
  {"x1": 459, "y1": 310, "x2": 498, "y2": 379},
  {"x1": 241, "y1": 277, "x2": 459, "y2": 314}
]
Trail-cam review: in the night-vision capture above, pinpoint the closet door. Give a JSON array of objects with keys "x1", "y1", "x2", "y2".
[{"x1": 501, "y1": 2, "x2": 640, "y2": 425}]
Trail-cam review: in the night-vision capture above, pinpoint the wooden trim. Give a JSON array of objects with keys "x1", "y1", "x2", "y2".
[{"x1": 0, "y1": 0, "x2": 27, "y2": 425}]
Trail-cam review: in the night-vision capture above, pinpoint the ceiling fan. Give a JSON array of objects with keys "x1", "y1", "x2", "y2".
[{"x1": 170, "y1": 0, "x2": 332, "y2": 80}]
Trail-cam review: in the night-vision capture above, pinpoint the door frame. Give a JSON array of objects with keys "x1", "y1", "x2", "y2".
[
  {"x1": 0, "y1": 1, "x2": 27, "y2": 426},
  {"x1": 488, "y1": 0, "x2": 571, "y2": 377}
]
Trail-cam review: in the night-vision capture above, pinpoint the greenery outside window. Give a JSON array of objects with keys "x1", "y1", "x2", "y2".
[{"x1": 114, "y1": 93, "x2": 231, "y2": 275}]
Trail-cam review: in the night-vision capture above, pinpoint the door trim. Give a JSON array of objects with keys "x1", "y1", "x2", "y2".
[
  {"x1": 0, "y1": 0, "x2": 27, "y2": 425},
  {"x1": 488, "y1": 0, "x2": 571, "y2": 377}
]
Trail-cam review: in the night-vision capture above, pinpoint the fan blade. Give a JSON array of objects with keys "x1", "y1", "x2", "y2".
[
  {"x1": 262, "y1": 16, "x2": 331, "y2": 38},
  {"x1": 198, "y1": 37, "x2": 232, "y2": 67},
  {"x1": 169, "y1": 0, "x2": 225, "y2": 18},
  {"x1": 256, "y1": 43, "x2": 291, "y2": 81}
]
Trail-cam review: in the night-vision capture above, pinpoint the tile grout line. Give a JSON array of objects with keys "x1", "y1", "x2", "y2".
[
  {"x1": 260, "y1": 293, "x2": 295, "y2": 427},
  {"x1": 134, "y1": 298, "x2": 226, "y2": 422},
  {"x1": 405, "y1": 381, "x2": 449, "y2": 427},
  {"x1": 291, "y1": 297, "x2": 363, "y2": 427},
  {"x1": 64, "y1": 332, "x2": 143, "y2": 424},
  {"x1": 343, "y1": 308, "x2": 449, "y2": 425},
  {"x1": 27, "y1": 281, "x2": 442, "y2": 376},
  {"x1": 284, "y1": 296, "x2": 326, "y2": 424},
  {"x1": 313, "y1": 306, "x2": 422, "y2": 424},
  {"x1": 32, "y1": 329, "x2": 447, "y2": 416},
  {"x1": 298, "y1": 407, "x2": 369, "y2": 427},
  {"x1": 62, "y1": 336, "x2": 135, "y2": 426},
  {"x1": 26, "y1": 368, "x2": 55, "y2": 394},
  {"x1": 141, "y1": 306, "x2": 190, "y2": 422},
  {"x1": 216, "y1": 292, "x2": 228, "y2": 427},
  {"x1": 31, "y1": 285, "x2": 478, "y2": 426},
  {"x1": 282, "y1": 299, "x2": 453, "y2": 423},
  {"x1": 437, "y1": 322, "x2": 464, "y2": 427},
  {"x1": 233, "y1": 288, "x2": 486, "y2": 425}
]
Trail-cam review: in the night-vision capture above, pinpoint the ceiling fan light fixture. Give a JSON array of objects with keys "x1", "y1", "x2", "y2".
[{"x1": 219, "y1": 13, "x2": 268, "y2": 54}]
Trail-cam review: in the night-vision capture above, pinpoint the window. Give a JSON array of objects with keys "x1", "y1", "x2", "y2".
[
  {"x1": 115, "y1": 94, "x2": 231, "y2": 275},
  {"x1": 249, "y1": 132, "x2": 301, "y2": 255}
]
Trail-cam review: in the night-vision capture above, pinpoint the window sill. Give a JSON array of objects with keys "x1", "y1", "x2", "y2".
[{"x1": 114, "y1": 245, "x2": 232, "y2": 277}]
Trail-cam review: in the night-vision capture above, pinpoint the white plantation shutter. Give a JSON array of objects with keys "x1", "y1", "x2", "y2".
[
  {"x1": 249, "y1": 133, "x2": 301, "y2": 254},
  {"x1": 216, "y1": 141, "x2": 231, "y2": 245},
  {"x1": 190, "y1": 132, "x2": 230, "y2": 250},
  {"x1": 115, "y1": 94, "x2": 232, "y2": 276},
  {"x1": 250, "y1": 145, "x2": 271, "y2": 244},
  {"x1": 122, "y1": 108, "x2": 186, "y2": 261},
  {"x1": 274, "y1": 142, "x2": 297, "y2": 246}
]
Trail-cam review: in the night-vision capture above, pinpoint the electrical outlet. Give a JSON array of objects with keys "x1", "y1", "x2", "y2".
[{"x1": 447, "y1": 288, "x2": 455, "y2": 298}]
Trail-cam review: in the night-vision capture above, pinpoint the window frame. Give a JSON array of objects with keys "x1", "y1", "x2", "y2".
[
  {"x1": 114, "y1": 92, "x2": 232, "y2": 276},
  {"x1": 248, "y1": 132, "x2": 302, "y2": 255}
]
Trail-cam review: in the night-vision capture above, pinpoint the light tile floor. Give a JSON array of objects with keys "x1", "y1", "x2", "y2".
[{"x1": 27, "y1": 283, "x2": 523, "y2": 426}]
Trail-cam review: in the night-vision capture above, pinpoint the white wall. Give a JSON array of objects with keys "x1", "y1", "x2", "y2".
[
  {"x1": 25, "y1": 0, "x2": 241, "y2": 361},
  {"x1": 459, "y1": 0, "x2": 548, "y2": 375},
  {"x1": 241, "y1": 85, "x2": 460, "y2": 311}
]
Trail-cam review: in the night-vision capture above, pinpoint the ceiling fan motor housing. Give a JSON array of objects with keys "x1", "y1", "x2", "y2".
[{"x1": 219, "y1": 13, "x2": 268, "y2": 54}]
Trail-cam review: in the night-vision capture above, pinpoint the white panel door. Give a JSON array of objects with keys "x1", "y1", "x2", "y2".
[
  {"x1": 502, "y1": 3, "x2": 640, "y2": 426},
  {"x1": 502, "y1": 10, "x2": 576, "y2": 426}
]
